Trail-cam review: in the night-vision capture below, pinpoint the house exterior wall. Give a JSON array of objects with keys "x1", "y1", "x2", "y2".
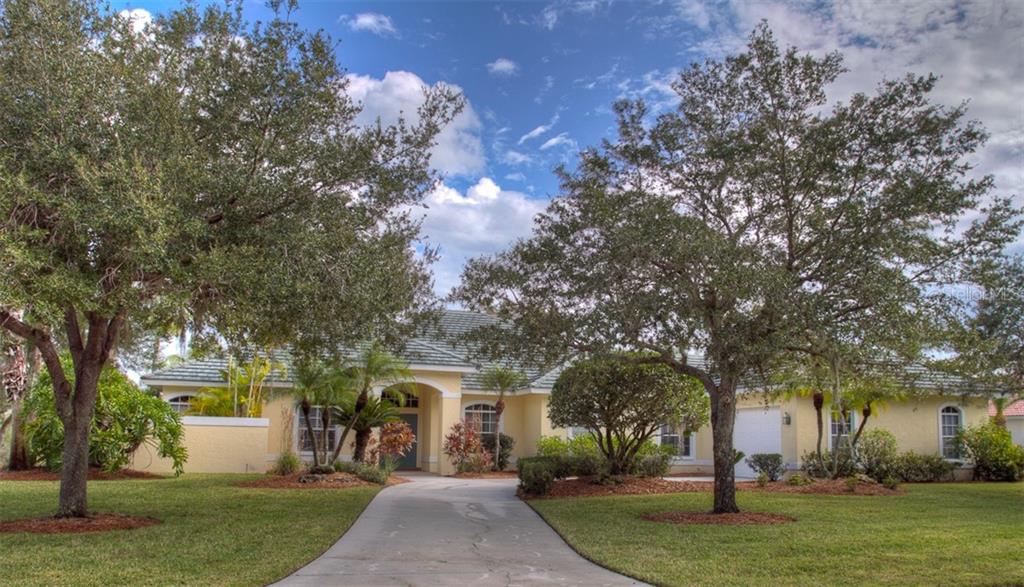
[
  {"x1": 131, "y1": 416, "x2": 269, "y2": 474},
  {"x1": 1008, "y1": 417, "x2": 1024, "y2": 447}
]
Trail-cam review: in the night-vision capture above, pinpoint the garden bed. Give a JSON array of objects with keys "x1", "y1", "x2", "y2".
[
  {"x1": 0, "y1": 513, "x2": 161, "y2": 534},
  {"x1": 0, "y1": 468, "x2": 163, "y2": 481},
  {"x1": 522, "y1": 476, "x2": 902, "y2": 499},
  {"x1": 451, "y1": 470, "x2": 519, "y2": 479},
  {"x1": 237, "y1": 472, "x2": 409, "y2": 489},
  {"x1": 643, "y1": 511, "x2": 796, "y2": 525}
]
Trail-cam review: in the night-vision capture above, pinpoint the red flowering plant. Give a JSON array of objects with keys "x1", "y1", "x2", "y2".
[
  {"x1": 375, "y1": 421, "x2": 416, "y2": 474},
  {"x1": 442, "y1": 419, "x2": 493, "y2": 473}
]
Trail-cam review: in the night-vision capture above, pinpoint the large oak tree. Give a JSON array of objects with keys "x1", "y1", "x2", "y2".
[
  {"x1": 453, "y1": 25, "x2": 1018, "y2": 513},
  {"x1": 0, "y1": 0, "x2": 458, "y2": 516}
]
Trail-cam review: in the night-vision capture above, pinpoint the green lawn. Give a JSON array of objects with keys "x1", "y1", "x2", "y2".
[
  {"x1": 0, "y1": 475, "x2": 379, "y2": 586},
  {"x1": 530, "y1": 483, "x2": 1024, "y2": 587}
]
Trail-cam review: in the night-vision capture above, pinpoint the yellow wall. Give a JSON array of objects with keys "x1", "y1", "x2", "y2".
[{"x1": 131, "y1": 417, "x2": 269, "y2": 474}]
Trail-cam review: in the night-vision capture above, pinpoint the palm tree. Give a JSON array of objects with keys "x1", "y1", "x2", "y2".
[
  {"x1": 481, "y1": 366, "x2": 527, "y2": 471},
  {"x1": 272, "y1": 359, "x2": 349, "y2": 469},
  {"x1": 339, "y1": 395, "x2": 401, "y2": 463},
  {"x1": 330, "y1": 343, "x2": 412, "y2": 464},
  {"x1": 991, "y1": 395, "x2": 1020, "y2": 428}
]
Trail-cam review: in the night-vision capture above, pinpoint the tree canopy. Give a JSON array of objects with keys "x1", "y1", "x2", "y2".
[
  {"x1": 0, "y1": 0, "x2": 459, "y2": 516},
  {"x1": 454, "y1": 24, "x2": 1019, "y2": 512}
]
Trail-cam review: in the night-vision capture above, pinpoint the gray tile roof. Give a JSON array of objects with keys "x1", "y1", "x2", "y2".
[{"x1": 142, "y1": 309, "x2": 988, "y2": 397}]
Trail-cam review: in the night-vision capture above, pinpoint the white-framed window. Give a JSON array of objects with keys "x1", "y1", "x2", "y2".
[
  {"x1": 830, "y1": 410, "x2": 856, "y2": 449},
  {"x1": 939, "y1": 405, "x2": 963, "y2": 459},
  {"x1": 297, "y1": 406, "x2": 340, "y2": 453},
  {"x1": 463, "y1": 403, "x2": 498, "y2": 439},
  {"x1": 659, "y1": 424, "x2": 694, "y2": 458},
  {"x1": 166, "y1": 395, "x2": 194, "y2": 415}
]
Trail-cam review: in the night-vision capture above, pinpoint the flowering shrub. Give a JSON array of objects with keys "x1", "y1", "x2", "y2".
[
  {"x1": 442, "y1": 420, "x2": 492, "y2": 473},
  {"x1": 376, "y1": 421, "x2": 416, "y2": 474}
]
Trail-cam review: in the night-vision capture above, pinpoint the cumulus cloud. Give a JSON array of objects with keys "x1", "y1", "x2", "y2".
[
  {"x1": 487, "y1": 58, "x2": 520, "y2": 76},
  {"x1": 118, "y1": 8, "x2": 152, "y2": 35},
  {"x1": 345, "y1": 71, "x2": 485, "y2": 177},
  {"x1": 539, "y1": 132, "x2": 577, "y2": 151},
  {"x1": 418, "y1": 178, "x2": 546, "y2": 295},
  {"x1": 341, "y1": 12, "x2": 398, "y2": 37}
]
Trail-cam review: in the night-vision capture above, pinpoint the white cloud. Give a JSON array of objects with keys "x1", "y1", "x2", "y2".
[
  {"x1": 518, "y1": 113, "x2": 561, "y2": 144},
  {"x1": 118, "y1": 8, "x2": 152, "y2": 35},
  {"x1": 487, "y1": 58, "x2": 520, "y2": 76},
  {"x1": 345, "y1": 71, "x2": 485, "y2": 177},
  {"x1": 341, "y1": 13, "x2": 398, "y2": 37},
  {"x1": 418, "y1": 178, "x2": 546, "y2": 295},
  {"x1": 503, "y1": 150, "x2": 534, "y2": 165},
  {"x1": 505, "y1": 172, "x2": 527, "y2": 182},
  {"x1": 535, "y1": 75, "x2": 556, "y2": 104},
  {"x1": 539, "y1": 132, "x2": 577, "y2": 151}
]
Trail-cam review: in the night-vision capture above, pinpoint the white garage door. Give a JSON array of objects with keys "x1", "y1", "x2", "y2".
[{"x1": 733, "y1": 407, "x2": 782, "y2": 478}]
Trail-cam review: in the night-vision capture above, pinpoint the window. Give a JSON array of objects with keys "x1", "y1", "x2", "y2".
[
  {"x1": 166, "y1": 395, "x2": 194, "y2": 414},
  {"x1": 463, "y1": 403, "x2": 498, "y2": 439},
  {"x1": 298, "y1": 406, "x2": 340, "y2": 453},
  {"x1": 660, "y1": 424, "x2": 693, "y2": 458},
  {"x1": 940, "y1": 406, "x2": 963, "y2": 459},
  {"x1": 381, "y1": 390, "x2": 419, "y2": 408},
  {"x1": 830, "y1": 411, "x2": 856, "y2": 449}
]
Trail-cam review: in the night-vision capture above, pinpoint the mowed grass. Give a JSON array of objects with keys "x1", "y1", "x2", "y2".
[
  {"x1": 530, "y1": 483, "x2": 1024, "y2": 587},
  {"x1": 0, "y1": 474, "x2": 379, "y2": 586}
]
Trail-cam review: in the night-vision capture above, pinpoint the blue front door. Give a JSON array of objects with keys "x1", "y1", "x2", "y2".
[{"x1": 398, "y1": 414, "x2": 418, "y2": 469}]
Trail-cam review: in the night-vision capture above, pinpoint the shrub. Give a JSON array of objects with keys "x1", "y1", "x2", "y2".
[
  {"x1": 536, "y1": 435, "x2": 570, "y2": 458},
  {"x1": 636, "y1": 453, "x2": 671, "y2": 478},
  {"x1": 787, "y1": 473, "x2": 811, "y2": 486},
  {"x1": 894, "y1": 451, "x2": 955, "y2": 482},
  {"x1": 443, "y1": 420, "x2": 490, "y2": 472},
  {"x1": 746, "y1": 453, "x2": 785, "y2": 481},
  {"x1": 957, "y1": 423, "x2": 1024, "y2": 481},
  {"x1": 518, "y1": 457, "x2": 557, "y2": 495},
  {"x1": 857, "y1": 429, "x2": 899, "y2": 482},
  {"x1": 25, "y1": 360, "x2": 187, "y2": 475},
  {"x1": 756, "y1": 472, "x2": 769, "y2": 487},
  {"x1": 333, "y1": 460, "x2": 357, "y2": 474},
  {"x1": 568, "y1": 453, "x2": 603, "y2": 477},
  {"x1": 882, "y1": 476, "x2": 900, "y2": 490},
  {"x1": 568, "y1": 434, "x2": 602, "y2": 459},
  {"x1": 801, "y1": 448, "x2": 855, "y2": 478},
  {"x1": 354, "y1": 463, "x2": 390, "y2": 485},
  {"x1": 458, "y1": 451, "x2": 494, "y2": 474},
  {"x1": 309, "y1": 464, "x2": 334, "y2": 475},
  {"x1": 482, "y1": 433, "x2": 516, "y2": 470},
  {"x1": 272, "y1": 452, "x2": 302, "y2": 476},
  {"x1": 376, "y1": 421, "x2": 416, "y2": 474}
]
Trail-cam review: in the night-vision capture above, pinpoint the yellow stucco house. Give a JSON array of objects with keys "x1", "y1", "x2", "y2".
[{"x1": 134, "y1": 309, "x2": 990, "y2": 478}]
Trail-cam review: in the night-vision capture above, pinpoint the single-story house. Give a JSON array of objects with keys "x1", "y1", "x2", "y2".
[{"x1": 134, "y1": 309, "x2": 991, "y2": 477}]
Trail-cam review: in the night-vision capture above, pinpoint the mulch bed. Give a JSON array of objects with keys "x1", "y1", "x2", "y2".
[
  {"x1": 237, "y1": 472, "x2": 409, "y2": 489},
  {"x1": 0, "y1": 513, "x2": 161, "y2": 534},
  {"x1": 643, "y1": 511, "x2": 796, "y2": 525},
  {"x1": 522, "y1": 476, "x2": 902, "y2": 499},
  {"x1": 0, "y1": 468, "x2": 163, "y2": 481},
  {"x1": 452, "y1": 471, "x2": 519, "y2": 479}
]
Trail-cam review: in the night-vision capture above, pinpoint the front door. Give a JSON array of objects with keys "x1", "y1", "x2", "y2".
[{"x1": 398, "y1": 414, "x2": 419, "y2": 470}]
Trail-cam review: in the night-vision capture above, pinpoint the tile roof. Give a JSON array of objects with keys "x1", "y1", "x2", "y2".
[
  {"x1": 142, "y1": 309, "x2": 996, "y2": 398},
  {"x1": 989, "y1": 399, "x2": 1024, "y2": 417}
]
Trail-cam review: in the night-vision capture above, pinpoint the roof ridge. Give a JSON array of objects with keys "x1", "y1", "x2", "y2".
[{"x1": 410, "y1": 336, "x2": 479, "y2": 367}]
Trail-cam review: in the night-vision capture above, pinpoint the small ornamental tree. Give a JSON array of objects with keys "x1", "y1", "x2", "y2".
[
  {"x1": 549, "y1": 355, "x2": 709, "y2": 475},
  {"x1": 480, "y1": 366, "x2": 527, "y2": 470}
]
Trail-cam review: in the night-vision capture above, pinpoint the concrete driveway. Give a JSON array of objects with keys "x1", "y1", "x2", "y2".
[{"x1": 274, "y1": 473, "x2": 644, "y2": 586}]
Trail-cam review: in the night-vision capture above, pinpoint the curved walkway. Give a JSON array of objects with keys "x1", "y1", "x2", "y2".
[{"x1": 274, "y1": 473, "x2": 644, "y2": 586}]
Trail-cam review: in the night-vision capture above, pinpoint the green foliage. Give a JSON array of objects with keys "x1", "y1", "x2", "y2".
[
  {"x1": 536, "y1": 435, "x2": 571, "y2": 458},
  {"x1": 518, "y1": 458, "x2": 557, "y2": 495},
  {"x1": 190, "y1": 352, "x2": 286, "y2": 417},
  {"x1": 353, "y1": 463, "x2": 390, "y2": 485},
  {"x1": 482, "y1": 433, "x2": 516, "y2": 471},
  {"x1": 787, "y1": 474, "x2": 812, "y2": 486},
  {"x1": 857, "y1": 429, "x2": 900, "y2": 482},
  {"x1": 894, "y1": 452, "x2": 956, "y2": 482},
  {"x1": 636, "y1": 453, "x2": 671, "y2": 478},
  {"x1": 25, "y1": 360, "x2": 186, "y2": 475},
  {"x1": 746, "y1": 453, "x2": 785, "y2": 482},
  {"x1": 333, "y1": 460, "x2": 357, "y2": 474},
  {"x1": 272, "y1": 452, "x2": 302, "y2": 476},
  {"x1": 756, "y1": 472, "x2": 770, "y2": 487},
  {"x1": 802, "y1": 449, "x2": 855, "y2": 478},
  {"x1": 550, "y1": 355, "x2": 708, "y2": 474},
  {"x1": 956, "y1": 423, "x2": 1024, "y2": 481},
  {"x1": 882, "y1": 476, "x2": 900, "y2": 490}
]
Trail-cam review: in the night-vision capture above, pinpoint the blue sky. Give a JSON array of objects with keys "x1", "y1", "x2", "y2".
[{"x1": 122, "y1": 0, "x2": 1023, "y2": 296}]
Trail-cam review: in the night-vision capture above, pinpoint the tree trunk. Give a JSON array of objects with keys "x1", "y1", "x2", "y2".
[
  {"x1": 300, "y1": 400, "x2": 320, "y2": 468},
  {"x1": 852, "y1": 405, "x2": 872, "y2": 447},
  {"x1": 57, "y1": 359, "x2": 103, "y2": 518},
  {"x1": 7, "y1": 396, "x2": 30, "y2": 470},
  {"x1": 812, "y1": 391, "x2": 824, "y2": 472},
  {"x1": 493, "y1": 399, "x2": 505, "y2": 471},
  {"x1": 353, "y1": 427, "x2": 370, "y2": 462},
  {"x1": 709, "y1": 377, "x2": 739, "y2": 514},
  {"x1": 332, "y1": 388, "x2": 369, "y2": 464}
]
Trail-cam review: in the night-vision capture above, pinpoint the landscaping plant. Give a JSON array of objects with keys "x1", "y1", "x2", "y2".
[
  {"x1": 894, "y1": 452, "x2": 956, "y2": 482},
  {"x1": 746, "y1": 453, "x2": 785, "y2": 482},
  {"x1": 482, "y1": 433, "x2": 516, "y2": 471},
  {"x1": 443, "y1": 419, "x2": 493, "y2": 473},
  {"x1": 25, "y1": 360, "x2": 186, "y2": 475},
  {"x1": 956, "y1": 423, "x2": 1024, "y2": 481},
  {"x1": 480, "y1": 366, "x2": 527, "y2": 471},
  {"x1": 857, "y1": 429, "x2": 900, "y2": 482}
]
